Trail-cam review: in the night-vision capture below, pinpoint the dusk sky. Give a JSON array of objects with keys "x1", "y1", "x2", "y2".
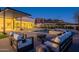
[{"x1": 1, "y1": 7, "x2": 79, "y2": 23}]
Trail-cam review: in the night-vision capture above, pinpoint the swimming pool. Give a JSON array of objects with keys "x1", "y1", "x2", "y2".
[{"x1": 33, "y1": 29, "x2": 49, "y2": 33}]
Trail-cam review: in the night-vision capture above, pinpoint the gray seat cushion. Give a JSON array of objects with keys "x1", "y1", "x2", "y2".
[
  {"x1": 44, "y1": 41, "x2": 59, "y2": 52},
  {"x1": 18, "y1": 38, "x2": 32, "y2": 49}
]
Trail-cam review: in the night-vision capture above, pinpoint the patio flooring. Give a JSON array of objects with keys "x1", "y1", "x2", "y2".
[
  {"x1": 0, "y1": 30, "x2": 79, "y2": 52},
  {"x1": 67, "y1": 31, "x2": 79, "y2": 52},
  {"x1": 0, "y1": 38, "x2": 14, "y2": 52}
]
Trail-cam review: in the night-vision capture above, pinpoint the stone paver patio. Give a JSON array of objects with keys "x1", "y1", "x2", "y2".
[
  {"x1": 67, "y1": 31, "x2": 79, "y2": 52},
  {"x1": 0, "y1": 38, "x2": 14, "y2": 52},
  {"x1": 0, "y1": 29, "x2": 79, "y2": 52}
]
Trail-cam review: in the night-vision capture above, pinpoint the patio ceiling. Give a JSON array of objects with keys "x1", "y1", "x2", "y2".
[{"x1": 1, "y1": 7, "x2": 31, "y2": 18}]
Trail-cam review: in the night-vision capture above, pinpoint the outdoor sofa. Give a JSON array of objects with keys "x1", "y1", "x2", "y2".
[
  {"x1": 44, "y1": 31, "x2": 73, "y2": 52},
  {"x1": 9, "y1": 32, "x2": 34, "y2": 52}
]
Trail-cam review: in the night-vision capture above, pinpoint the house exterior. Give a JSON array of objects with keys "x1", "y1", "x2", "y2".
[
  {"x1": 0, "y1": 7, "x2": 35, "y2": 32},
  {"x1": 35, "y1": 18, "x2": 79, "y2": 29},
  {"x1": 35, "y1": 18, "x2": 65, "y2": 28}
]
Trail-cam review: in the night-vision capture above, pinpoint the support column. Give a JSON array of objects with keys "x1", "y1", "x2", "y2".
[
  {"x1": 3, "y1": 10, "x2": 6, "y2": 34},
  {"x1": 20, "y1": 16, "x2": 22, "y2": 30},
  {"x1": 12, "y1": 12, "x2": 15, "y2": 31}
]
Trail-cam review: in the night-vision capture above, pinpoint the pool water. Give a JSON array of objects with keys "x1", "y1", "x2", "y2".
[{"x1": 34, "y1": 29, "x2": 49, "y2": 33}]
